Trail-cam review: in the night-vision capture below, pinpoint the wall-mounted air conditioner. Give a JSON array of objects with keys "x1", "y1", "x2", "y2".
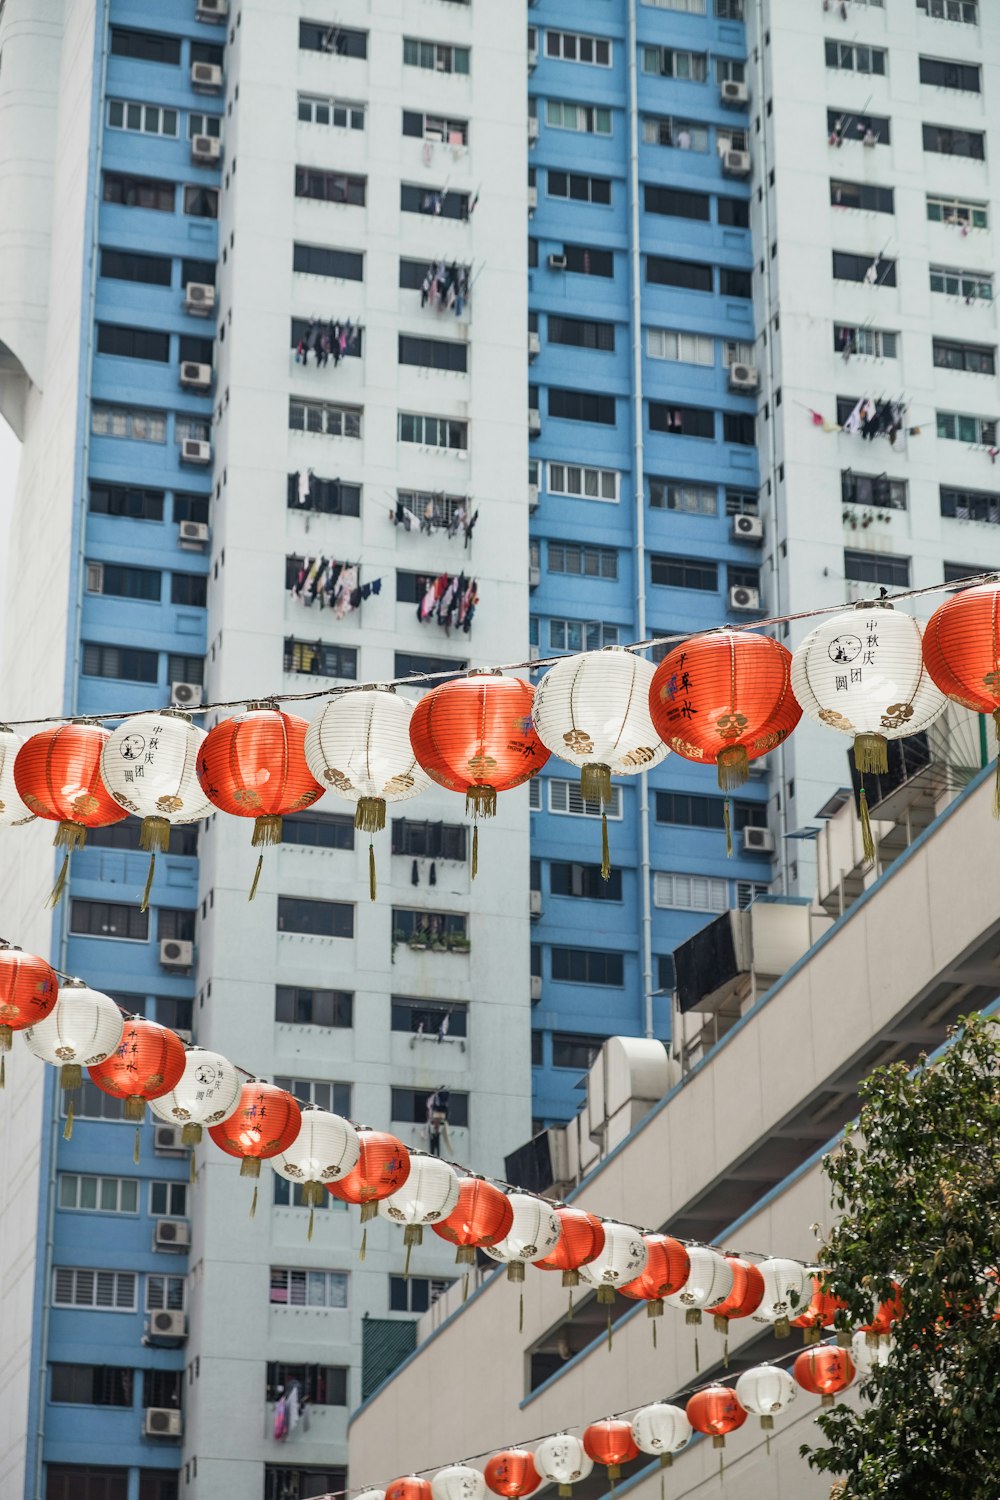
[
  {"x1": 191, "y1": 62, "x2": 223, "y2": 93},
  {"x1": 742, "y1": 826, "x2": 776, "y2": 855},
  {"x1": 160, "y1": 939, "x2": 194, "y2": 969},
  {"x1": 729, "y1": 585, "x2": 761, "y2": 612},
  {"x1": 732, "y1": 513, "x2": 764, "y2": 541}
]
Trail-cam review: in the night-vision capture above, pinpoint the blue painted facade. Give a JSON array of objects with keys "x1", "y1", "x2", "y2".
[{"x1": 527, "y1": 0, "x2": 771, "y2": 1123}]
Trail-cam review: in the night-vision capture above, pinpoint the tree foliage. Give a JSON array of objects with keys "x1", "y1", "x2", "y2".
[{"x1": 802, "y1": 1012, "x2": 1000, "y2": 1497}]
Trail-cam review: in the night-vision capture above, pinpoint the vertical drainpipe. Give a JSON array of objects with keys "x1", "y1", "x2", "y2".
[{"x1": 626, "y1": 0, "x2": 655, "y2": 1039}]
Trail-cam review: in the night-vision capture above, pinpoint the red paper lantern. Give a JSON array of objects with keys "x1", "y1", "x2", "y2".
[
  {"x1": 208, "y1": 1081, "x2": 301, "y2": 1178},
  {"x1": 649, "y1": 632, "x2": 801, "y2": 791},
  {"x1": 14, "y1": 724, "x2": 128, "y2": 900},
  {"x1": 88, "y1": 1019, "x2": 187, "y2": 1121},
  {"x1": 0, "y1": 945, "x2": 58, "y2": 1067},
  {"x1": 532, "y1": 1207, "x2": 605, "y2": 1287},
  {"x1": 619, "y1": 1234, "x2": 691, "y2": 1318},
  {"x1": 327, "y1": 1128, "x2": 411, "y2": 1221},
  {"x1": 923, "y1": 580, "x2": 1000, "y2": 739},
  {"x1": 432, "y1": 1176, "x2": 514, "y2": 1264},
  {"x1": 791, "y1": 1275, "x2": 849, "y2": 1344},
  {"x1": 793, "y1": 1346, "x2": 855, "y2": 1405},
  {"x1": 860, "y1": 1282, "x2": 903, "y2": 1337},
  {"x1": 685, "y1": 1386, "x2": 748, "y2": 1449},
  {"x1": 582, "y1": 1421, "x2": 639, "y2": 1479},
  {"x1": 706, "y1": 1257, "x2": 766, "y2": 1331},
  {"x1": 386, "y1": 1480, "x2": 432, "y2": 1500},
  {"x1": 484, "y1": 1450, "x2": 541, "y2": 1498}
]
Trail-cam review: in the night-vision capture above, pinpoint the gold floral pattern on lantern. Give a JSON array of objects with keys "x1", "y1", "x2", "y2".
[
  {"x1": 70, "y1": 794, "x2": 100, "y2": 818},
  {"x1": 818, "y1": 708, "x2": 854, "y2": 730},
  {"x1": 323, "y1": 767, "x2": 354, "y2": 791},
  {"x1": 156, "y1": 795, "x2": 184, "y2": 813},
  {"x1": 880, "y1": 703, "x2": 914, "y2": 729},
  {"x1": 383, "y1": 772, "x2": 416, "y2": 795},
  {"x1": 620, "y1": 746, "x2": 657, "y2": 768},
  {"x1": 715, "y1": 712, "x2": 749, "y2": 741},
  {"x1": 232, "y1": 787, "x2": 263, "y2": 809},
  {"x1": 563, "y1": 729, "x2": 595, "y2": 754},
  {"x1": 467, "y1": 753, "x2": 497, "y2": 776}
]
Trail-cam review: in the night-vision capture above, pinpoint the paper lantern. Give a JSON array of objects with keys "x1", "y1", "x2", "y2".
[
  {"x1": 793, "y1": 1346, "x2": 855, "y2": 1406},
  {"x1": 582, "y1": 1421, "x2": 638, "y2": 1480},
  {"x1": 14, "y1": 723, "x2": 128, "y2": 900},
  {"x1": 148, "y1": 1046, "x2": 242, "y2": 1143},
  {"x1": 791, "y1": 1273, "x2": 849, "y2": 1345},
  {"x1": 533, "y1": 1207, "x2": 605, "y2": 1287},
  {"x1": 378, "y1": 1153, "x2": 460, "y2": 1260},
  {"x1": 664, "y1": 1245, "x2": 734, "y2": 1324},
  {"x1": 432, "y1": 1466, "x2": 487, "y2": 1500},
  {"x1": 304, "y1": 686, "x2": 430, "y2": 832},
  {"x1": 328, "y1": 1128, "x2": 410, "y2": 1221},
  {"x1": 923, "y1": 582, "x2": 1000, "y2": 810},
  {"x1": 88, "y1": 1018, "x2": 186, "y2": 1122},
  {"x1": 432, "y1": 1176, "x2": 514, "y2": 1264},
  {"x1": 484, "y1": 1451, "x2": 539, "y2": 1499},
  {"x1": 22, "y1": 979, "x2": 124, "y2": 1091},
  {"x1": 355, "y1": 1490, "x2": 386, "y2": 1500},
  {"x1": 753, "y1": 1258, "x2": 811, "y2": 1338},
  {"x1": 860, "y1": 1282, "x2": 903, "y2": 1341},
  {"x1": 481, "y1": 1192, "x2": 561, "y2": 1282},
  {"x1": 707, "y1": 1256, "x2": 765, "y2": 1333},
  {"x1": 208, "y1": 1080, "x2": 301, "y2": 1178},
  {"x1": 577, "y1": 1221, "x2": 648, "y2": 1305},
  {"x1": 101, "y1": 711, "x2": 211, "y2": 909},
  {"x1": 619, "y1": 1234, "x2": 690, "y2": 1319},
  {"x1": 0, "y1": 945, "x2": 58, "y2": 1081},
  {"x1": 534, "y1": 1433, "x2": 594, "y2": 1497},
  {"x1": 196, "y1": 707, "x2": 323, "y2": 895},
  {"x1": 851, "y1": 1328, "x2": 894, "y2": 1376},
  {"x1": 409, "y1": 672, "x2": 549, "y2": 873},
  {"x1": 685, "y1": 1386, "x2": 747, "y2": 1449},
  {"x1": 0, "y1": 727, "x2": 35, "y2": 826},
  {"x1": 630, "y1": 1403, "x2": 692, "y2": 1468},
  {"x1": 272, "y1": 1103, "x2": 361, "y2": 1214},
  {"x1": 387, "y1": 1481, "x2": 432, "y2": 1500},
  {"x1": 649, "y1": 631, "x2": 800, "y2": 790},
  {"x1": 734, "y1": 1365, "x2": 798, "y2": 1430}
]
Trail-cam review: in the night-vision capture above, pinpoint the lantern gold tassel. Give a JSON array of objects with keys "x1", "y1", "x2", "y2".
[
  {"x1": 251, "y1": 813, "x2": 283, "y2": 847},
  {"x1": 139, "y1": 815, "x2": 171, "y2": 853},
  {"x1": 403, "y1": 1223, "x2": 423, "y2": 1278},
  {"x1": 601, "y1": 813, "x2": 610, "y2": 882},
  {"x1": 360, "y1": 1201, "x2": 378, "y2": 1223},
  {"x1": 249, "y1": 1182, "x2": 258, "y2": 1218},
  {"x1": 607, "y1": 1307, "x2": 613, "y2": 1352},
  {"x1": 519, "y1": 1289, "x2": 524, "y2": 1333},
  {"x1": 463, "y1": 1272, "x2": 469, "y2": 1302},
  {"x1": 723, "y1": 798, "x2": 733, "y2": 859},
  {"x1": 854, "y1": 732, "x2": 888, "y2": 776},
  {"x1": 181, "y1": 1123, "x2": 202, "y2": 1146},
  {"x1": 124, "y1": 1097, "x2": 146, "y2": 1123},
  {"x1": 140, "y1": 853, "x2": 156, "y2": 914},
  {"x1": 60, "y1": 1064, "x2": 82, "y2": 1091},
  {"x1": 359, "y1": 1226, "x2": 367, "y2": 1261},
  {"x1": 240, "y1": 1157, "x2": 262, "y2": 1178},
  {"x1": 0, "y1": 1053, "x2": 4, "y2": 1088},
  {"x1": 248, "y1": 854, "x2": 264, "y2": 902},
  {"x1": 369, "y1": 840, "x2": 377, "y2": 903},
  {"x1": 0, "y1": 1025, "x2": 10, "y2": 1052},
  {"x1": 472, "y1": 824, "x2": 478, "y2": 880},
  {"x1": 993, "y1": 709, "x2": 1000, "y2": 817},
  {"x1": 507, "y1": 1260, "x2": 525, "y2": 1283},
  {"x1": 355, "y1": 796, "x2": 386, "y2": 834},
  {"x1": 651, "y1": 1316, "x2": 657, "y2": 1350},
  {"x1": 597, "y1": 1285, "x2": 616, "y2": 1305},
  {"x1": 134, "y1": 1126, "x2": 141, "y2": 1165},
  {"x1": 455, "y1": 1245, "x2": 476, "y2": 1265},
  {"x1": 562, "y1": 1268, "x2": 580, "y2": 1288},
  {"x1": 189, "y1": 1151, "x2": 196, "y2": 1186},
  {"x1": 716, "y1": 744, "x2": 750, "y2": 791},
  {"x1": 48, "y1": 854, "x2": 70, "y2": 910},
  {"x1": 63, "y1": 1097, "x2": 74, "y2": 1140},
  {"x1": 54, "y1": 820, "x2": 88, "y2": 851},
  {"x1": 465, "y1": 786, "x2": 498, "y2": 819},
  {"x1": 859, "y1": 787, "x2": 876, "y2": 866},
  {"x1": 307, "y1": 1207, "x2": 315, "y2": 1242},
  {"x1": 567, "y1": 1288, "x2": 574, "y2": 1319},
  {"x1": 580, "y1": 762, "x2": 612, "y2": 806}
]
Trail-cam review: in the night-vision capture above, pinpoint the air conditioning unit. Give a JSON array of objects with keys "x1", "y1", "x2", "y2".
[
  {"x1": 178, "y1": 520, "x2": 210, "y2": 547},
  {"x1": 181, "y1": 438, "x2": 212, "y2": 465},
  {"x1": 530, "y1": 890, "x2": 542, "y2": 918},
  {"x1": 729, "y1": 584, "x2": 761, "y2": 612},
  {"x1": 149, "y1": 1309, "x2": 187, "y2": 1341},
  {"x1": 723, "y1": 149, "x2": 751, "y2": 178},
  {"x1": 144, "y1": 1408, "x2": 183, "y2": 1438},
  {"x1": 721, "y1": 79, "x2": 749, "y2": 105},
  {"x1": 174, "y1": 1029, "x2": 193, "y2": 1045},
  {"x1": 191, "y1": 61, "x2": 223, "y2": 93},
  {"x1": 154, "y1": 1124, "x2": 185, "y2": 1155},
  {"x1": 732, "y1": 513, "x2": 764, "y2": 541},
  {"x1": 154, "y1": 1218, "x2": 191, "y2": 1250},
  {"x1": 528, "y1": 330, "x2": 540, "y2": 357},
  {"x1": 171, "y1": 682, "x2": 204, "y2": 709},
  {"x1": 528, "y1": 483, "x2": 539, "y2": 509},
  {"x1": 530, "y1": 975, "x2": 542, "y2": 1002},
  {"x1": 742, "y1": 825, "x2": 776, "y2": 855},
  {"x1": 528, "y1": 563, "x2": 541, "y2": 588},
  {"x1": 180, "y1": 362, "x2": 212, "y2": 390},
  {"x1": 191, "y1": 134, "x2": 222, "y2": 164},
  {"x1": 528, "y1": 117, "x2": 539, "y2": 143},
  {"x1": 184, "y1": 282, "x2": 216, "y2": 315},
  {"x1": 528, "y1": 410, "x2": 542, "y2": 437},
  {"x1": 527, "y1": 186, "x2": 538, "y2": 211},
  {"x1": 160, "y1": 939, "x2": 194, "y2": 969},
  {"x1": 547, "y1": 252, "x2": 567, "y2": 271},
  {"x1": 729, "y1": 363, "x2": 759, "y2": 392},
  {"x1": 196, "y1": 0, "x2": 228, "y2": 19}
]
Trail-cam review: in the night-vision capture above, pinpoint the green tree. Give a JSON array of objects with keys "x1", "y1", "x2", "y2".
[{"x1": 802, "y1": 1011, "x2": 1000, "y2": 1498}]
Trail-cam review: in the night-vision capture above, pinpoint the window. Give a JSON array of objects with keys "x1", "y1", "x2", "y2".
[
  {"x1": 548, "y1": 777, "x2": 623, "y2": 819},
  {"x1": 286, "y1": 474, "x2": 361, "y2": 516},
  {"x1": 825, "y1": 41, "x2": 887, "y2": 74},
  {"x1": 551, "y1": 948, "x2": 624, "y2": 986},
  {"x1": 390, "y1": 820, "x2": 467, "y2": 860},
  {"x1": 274, "y1": 1176, "x2": 345, "y2": 1211},
  {"x1": 178, "y1": 335, "x2": 213, "y2": 366},
  {"x1": 182, "y1": 186, "x2": 218, "y2": 219},
  {"x1": 158, "y1": 908, "x2": 195, "y2": 943},
  {"x1": 643, "y1": 185, "x2": 710, "y2": 222},
  {"x1": 86, "y1": 562, "x2": 161, "y2": 600},
  {"x1": 936, "y1": 411, "x2": 998, "y2": 445},
  {"x1": 173, "y1": 493, "x2": 210, "y2": 527},
  {"x1": 723, "y1": 412, "x2": 756, "y2": 447},
  {"x1": 827, "y1": 108, "x2": 891, "y2": 146},
  {"x1": 642, "y1": 116, "x2": 708, "y2": 151},
  {"x1": 546, "y1": 30, "x2": 612, "y2": 66},
  {"x1": 719, "y1": 268, "x2": 753, "y2": 299},
  {"x1": 92, "y1": 404, "x2": 166, "y2": 443},
  {"x1": 930, "y1": 265, "x2": 993, "y2": 301},
  {"x1": 548, "y1": 316, "x2": 615, "y2": 353},
  {"x1": 548, "y1": 171, "x2": 611, "y2": 206},
  {"x1": 103, "y1": 171, "x2": 175, "y2": 213},
  {"x1": 843, "y1": 550, "x2": 911, "y2": 587},
  {"x1": 551, "y1": 1033, "x2": 605, "y2": 1070},
  {"x1": 281, "y1": 812, "x2": 354, "y2": 850},
  {"x1": 110, "y1": 28, "x2": 180, "y2": 64},
  {"x1": 188, "y1": 113, "x2": 222, "y2": 141},
  {"x1": 276, "y1": 986, "x2": 353, "y2": 1028},
  {"x1": 59, "y1": 1173, "x2": 138, "y2": 1216},
  {"x1": 944, "y1": 561, "x2": 978, "y2": 586},
  {"x1": 81, "y1": 643, "x2": 158, "y2": 683},
  {"x1": 642, "y1": 47, "x2": 707, "y2": 80},
  {"x1": 548, "y1": 619, "x2": 620, "y2": 652},
  {"x1": 289, "y1": 399, "x2": 362, "y2": 438},
  {"x1": 940, "y1": 486, "x2": 1000, "y2": 525},
  {"x1": 100, "y1": 249, "x2": 172, "y2": 286},
  {"x1": 64, "y1": 1078, "x2": 134, "y2": 1122},
  {"x1": 933, "y1": 340, "x2": 996, "y2": 375},
  {"x1": 152, "y1": 997, "x2": 193, "y2": 1032},
  {"x1": 299, "y1": 21, "x2": 367, "y2": 57},
  {"x1": 841, "y1": 472, "x2": 908, "y2": 509},
  {"x1": 716, "y1": 59, "x2": 747, "y2": 83},
  {"x1": 650, "y1": 554, "x2": 718, "y2": 591},
  {"x1": 276, "y1": 1077, "x2": 353, "y2": 1116},
  {"x1": 644, "y1": 0, "x2": 706, "y2": 10},
  {"x1": 264, "y1": 1470, "x2": 346, "y2": 1500},
  {"x1": 547, "y1": 463, "x2": 618, "y2": 502},
  {"x1": 717, "y1": 197, "x2": 750, "y2": 228},
  {"x1": 170, "y1": 573, "x2": 208, "y2": 608},
  {"x1": 52, "y1": 1268, "x2": 137, "y2": 1311},
  {"x1": 167, "y1": 653, "x2": 204, "y2": 687},
  {"x1": 277, "y1": 897, "x2": 354, "y2": 939},
  {"x1": 176, "y1": 417, "x2": 209, "y2": 446},
  {"x1": 50, "y1": 1365, "x2": 134, "y2": 1407},
  {"x1": 146, "y1": 1275, "x2": 185, "y2": 1312},
  {"x1": 656, "y1": 792, "x2": 766, "y2": 829},
  {"x1": 391, "y1": 908, "x2": 468, "y2": 943},
  {"x1": 389, "y1": 1276, "x2": 454, "y2": 1313},
  {"x1": 917, "y1": 0, "x2": 978, "y2": 18},
  {"x1": 647, "y1": 329, "x2": 713, "y2": 366},
  {"x1": 398, "y1": 335, "x2": 468, "y2": 373},
  {"x1": 106, "y1": 99, "x2": 178, "y2": 137},
  {"x1": 299, "y1": 94, "x2": 366, "y2": 131},
  {"x1": 402, "y1": 37, "x2": 469, "y2": 73},
  {"x1": 716, "y1": 0, "x2": 744, "y2": 13},
  {"x1": 402, "y1": 110, "x2": 468, "y2": 146},
  {"x1": 270, "y1": 1269, "x2": 348, "y2": 1308},
  {"x1": 649, "y1": 478, "x2": 717, "y2": 515},
  {"x1": 834, "y1": 324, "x2": 898, "y2": 359},
  {"x1": 150, "y1": 1182, "x2": 187, "y2": 1218},
  {"x1": 830, "y1": 179, "x2": 895, "y2": 213},
  {"x1": 726, "y1": 489, "x2": 759, "y2": 516},
  {"x1": 833, "y1": 251, "x2": 897, "y2": 286},
  {"x1": 737, "y1": 881, "x2": 770, "y2": 909},
  {"x1": 138, "y1": 1474, "x2": 178, "y2": 1500},
  {"x1": 545, "y1": 100, "x2": 612, "y2": 135},
  {"x1": 295, "y1": 168, "x2": 366, "y2": 206},
  {"x1": 289, "y1": 317, "x2": 362, "y2": 358},
  {"x1": 89, "y1": 483, "x2": 164, "y2": 522},
  {"x1": 922, "y1": 124, "x2": 985, "y2": 160},
  {"x1": 649, "y1": 403, "x2": 715, "y2": 439},
  {"x1": 391, "y1": 997, "x2": 468, "y2": 1038},
  {"x1": 548, "y1": 388, "x2": 616, "y2": 426},
  {"x1": 397, "y1": 412, "x2": 467, "y2": 449},
  {"x1": 654, "y1": 872, "x2": 728, "y2": 912},
  {"x1": 927, "y1": 194, "x2": 988, "y2": 230},
  {"x1": 391, "y1": 1087, "x2": 469, "y2": 1127},
  {"x1": 550, "y1": 863, "x2": 622, "y2": 900},
  {"x1": 646, "y1": 256, "x2": 713, "y2": 293},
  {"x1": 563, "y1": 244, "x2": 614, "y2": 278},
  {"x1": 394, "y1": 651, "x2": 467, "y2": 680},
  {"x1": 69, "y1": 899, "x2": 148, "y2": 940},
  {"x1": 293, "y1": 243, "x2": 364, "y2": 282},
  {"x1": 547, "y1": 541, "x2": 617, "y2": 579},
  {"x1": 919, "y1": 56, "x2": 980, "y2": 91}
]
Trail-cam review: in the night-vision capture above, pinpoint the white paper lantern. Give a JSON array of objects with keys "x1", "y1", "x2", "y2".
[
  {"x1": 754, "y1": 1258, "x2": 811, "y2": 1337},
  {"x1": 734, "y1": 1364, "x2": 798, "y2": 1429},
  {"x1": 0, "y1": 727, "x2": 34, "y2": 826},
  {"x1": 378, "y1": 1153, "x2": 461, "y2": 1252},
  {"x1": 534, "y1": 1434, "x2": 594, "y2": 1496},
  {"x1": 272, "y1": 1104, "x2": 361, "y2": 1204},
  {"x1": 577, "y1": 1221, "x2": 648, "y2": 1304},
  {"x1": 531, "y1": 651, "x2": 668, "y2": 802},
  {"x1": 432, "y1": 1466, "x2": 486, "y2": 1500},
  {"x1": 481, "y1": 1192, "x2": 562, "y2": 1282},
  {"x1": 148, "y1": 1046, "x2": 242, "y2": 1143},
  {"x1": 851, "y1": 1329, "x2": 894, "y2": 1377},
  {"x1": 630, "y1": 1403, "x2": 692, "y2": 1467},
  {"x1": 304, "y1": 687, "x2": 431, "y2": 832},
  {"x1": 664, "y1": 1245, "x2": 733, "y2": 1324},
  {"x1": 22, "y1": 978, "x2": 124, "y2": 1090}
]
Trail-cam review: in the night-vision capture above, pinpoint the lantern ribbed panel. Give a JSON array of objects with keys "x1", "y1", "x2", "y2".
[
  {"x1": 791, "y1": 607, "x2": 946, "y2": 772},
  {"x1": 531, "y1": 651, "x2": 667, "y2": 793},
  {"x1": 534, "y1": 1434, "x2": 594, "y2": 1489},
  {"x1": 432, "y1": 1467, "x2": 487, "y2": 1500},
  {"x1": 630, "y1": 1404, "x2": 693, "y2": 1458},
  {"x1": 387, "y1": 1480, "x2": 432, "y2": 1500},
  {"x1": 484, "y1": 1451, "x2": 540, "y2": 1499},
  {"x1": 14, "y1": 724, "x2": 128, "y2": 832},
  {"x1": 408, "y1": 675, "x2": 549, "y2": 811},
  {"x1": 0, "y1": 947, "x2": 58, "y2": 1040},
  {"x1": 735, "y1": 1365, "x2": 798, "y2": 1418},
  {"x1": 88, "y1": 1020, "x2": 187, "y2": 1111},
  {"x1": 576, "y1": 1221, "x2": 648, "y2": 1292},
  {"x1": 148, "y1": 1047, "x2": 242, "y2": 1133},
  {"x1": 327, "y1": 1129, "x2": 410, "y2": 1206},
  {"x1": 685, "y1": 1387, "x2": 748, "y2": 1441},
  {"x1": 196, "y1": 709, "x2": 323, "y2": 832},
  {"x1": 852, "y1": 1329, "x2": 894, "y2": 1375},
  {"x1": 101, "y1": 714, "x2": 211, "y2": 832},
  {"x1": 663, "y1": 1245, "x2": 733, "y2": 1312},
  {"x1": 23, "y1": 983, "x2": 125, "y2": 1083},
  {"x1": 922, "y1": 582, "x2": 1000, "y2": 712},
  {"x1": 861, "y1": 1283, "x2": 903, "y2": 1334},
  {"x1": 582, "y1": 1421, "x2": 639, "y2": 1471},
  {"x1": 753, "y1": 1258, "x2": 811, "y2": 1327},
  {"x1": 481, "y1": 1193, "x2": 562, "y2": 1268},
  {"x1": 793, "y1": 1347, "x2": 855, "y2": 1398},
  {"x1": 432, "y1": 1177, "x2": 514, "y2": 1257},
  {"x1": 208, "y1": 1082, "x2": 302, "y2": 1169},
  {"x1": 304, "y1": 689, "x2": 431, "y2": 828},
  {"x1": 272, "y1": 1104, "x2": 360, "y2": 1186},
  {"x1": 0, "y1": 729, "x2": 35, "y2": 826},
  {"x1": 707, "y1": 1257, "x2": 765, "y2": 1321},
  {"x1": 532, "y1": 1207, "x2": 604, "y2": 1276},
  {"x1": 648, "y1": 632, "x2": 801, "y2": 787},
  {"x1": 791, "y1": 1274, "x2": 848, "y2": 1333},
  {"x1": 619, "y1": 1234, "x2": 690, "y2": 1301},
  {"x1": 378, "y1": 1155, "x2": 460, "y2": 1227}
]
